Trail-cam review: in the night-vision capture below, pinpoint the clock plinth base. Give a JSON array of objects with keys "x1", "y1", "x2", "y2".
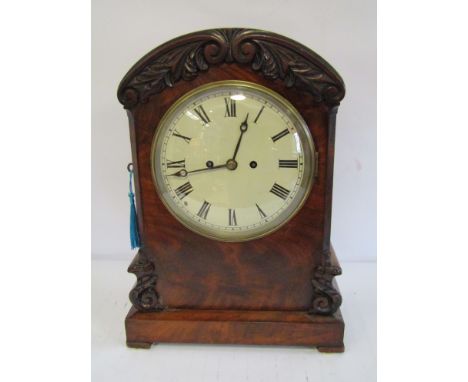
[{"x1": 125, "y1": 307, "x2": 344, "y2": 352}]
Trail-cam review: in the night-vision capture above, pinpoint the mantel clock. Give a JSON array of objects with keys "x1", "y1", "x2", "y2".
[{"x1": 118, "y1": 28, "x2": 346, "y2": 352}]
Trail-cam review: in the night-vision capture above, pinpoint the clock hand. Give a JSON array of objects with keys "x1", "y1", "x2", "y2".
[
  {"x1": 168, "y1": 163, "x2": 228, "y2": 178},
  {"x1": 231, "y1": 113, "x2": 249, "y2": 161},
  {"x1": 170, "y1": 114, "x2": 249, "y2": 179}
]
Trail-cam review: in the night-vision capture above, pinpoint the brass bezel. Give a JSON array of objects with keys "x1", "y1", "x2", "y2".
[{"x1": 150, "y1": 80, "x2": 315, "y2": 242}]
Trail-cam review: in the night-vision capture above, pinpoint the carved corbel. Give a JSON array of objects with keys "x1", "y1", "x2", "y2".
[
  {"x1": 128, "y1": 250, "x2": 164, "y2": 311},
  {"x1": 309, "y1": 247, "x2": 342, "y2": 315}
]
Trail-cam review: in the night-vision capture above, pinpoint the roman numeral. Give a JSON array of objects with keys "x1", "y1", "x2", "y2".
[
  {"x1": 173, "y1": 129, "x2": 191, "y2": 143},
  {"x1": 254, "y1": 106, "x2": 264, "y2": 123},
  {"x1": 255, "y1": 203, "x2": 267, "y2": 219},
  {"x1": 197, "y1": 200, "x2": 211, "y2": 219},
  {"x1": 228, "y1": 208, "x2": 237, "y2": 226},
  {"x1": 278, "y1": 159, "x2": 298, "y2": 168},
  {"x1": 174, "y1": 182, "x2": 193, "y2": 200},
  {"x1": 224, "y1": 98, "x2": 236, "y2": 117},
  {"x1": 193, "y1": 105, "x2": 210, "y2": 124},
  {"x1": 271, "y1": 128, "x2": 290, "y2": 142},
  {"x1": 166, "y1": 159, "x2": 185, "y2": 168},
  {"x1": 270, "y1": 183, "x2": 290, "y2": 200}
]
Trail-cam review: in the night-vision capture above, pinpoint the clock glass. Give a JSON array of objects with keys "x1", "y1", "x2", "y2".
[{"x1": 151, "y1": 81, "x2": 315, "y2": 241}]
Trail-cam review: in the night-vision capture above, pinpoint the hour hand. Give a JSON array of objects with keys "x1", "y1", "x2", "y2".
[{"x1": 232, "y1": 113, "x2": 249, "y2": 160}]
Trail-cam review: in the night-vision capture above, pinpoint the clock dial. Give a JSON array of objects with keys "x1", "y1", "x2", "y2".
[{"x1": 151, "y1": 81, "x2": 315, "y2": 241}]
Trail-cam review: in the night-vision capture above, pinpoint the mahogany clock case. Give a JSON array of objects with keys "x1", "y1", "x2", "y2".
[{"x1": 117, "y1": 28, "x2": 346, "y2": 352}]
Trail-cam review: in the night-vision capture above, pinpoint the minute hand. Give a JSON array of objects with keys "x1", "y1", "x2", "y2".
[
  {"x1": 168, "y1": 163, "x2": 227, "y2": 178},
  {"x1": 232, "y1": 113, "x2": 249, "y2": 161}
]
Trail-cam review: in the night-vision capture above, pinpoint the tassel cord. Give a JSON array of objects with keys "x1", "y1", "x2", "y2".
[{"x1": 128, "y1": 163, "x2": 140, "y2": 249}]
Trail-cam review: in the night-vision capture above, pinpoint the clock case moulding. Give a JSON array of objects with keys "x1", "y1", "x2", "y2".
[{"x1": 117, "y1": 28, "x2": 346, "y2": 352}]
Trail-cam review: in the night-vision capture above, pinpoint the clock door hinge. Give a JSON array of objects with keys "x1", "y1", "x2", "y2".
[{"x1": 314, "y1": 151, "x2": 319, "y2": 178}]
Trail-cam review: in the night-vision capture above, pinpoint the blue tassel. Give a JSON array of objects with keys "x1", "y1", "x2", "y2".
[{"x1": 128, "y1": 164, "x2": 140, "y2": 249}]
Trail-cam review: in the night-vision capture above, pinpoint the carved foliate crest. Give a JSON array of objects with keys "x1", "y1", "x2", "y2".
[{"x1": 118, "y1": 28, "x2": 345, "y2": 109}]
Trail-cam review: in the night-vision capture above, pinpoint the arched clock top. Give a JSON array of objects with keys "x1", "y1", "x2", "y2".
[{"x1": 117, "y1": 28, "x2": 345, "y2": 109}]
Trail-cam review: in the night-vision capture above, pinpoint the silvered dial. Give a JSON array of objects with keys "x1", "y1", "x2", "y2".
[{"x1": 151, "y1": 81, "x2": 315, "y2": 241}]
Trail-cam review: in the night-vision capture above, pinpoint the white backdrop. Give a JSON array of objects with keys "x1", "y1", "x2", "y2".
[{"x1": 92, "y1": 0, "x2": 376, "y2": 262}]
